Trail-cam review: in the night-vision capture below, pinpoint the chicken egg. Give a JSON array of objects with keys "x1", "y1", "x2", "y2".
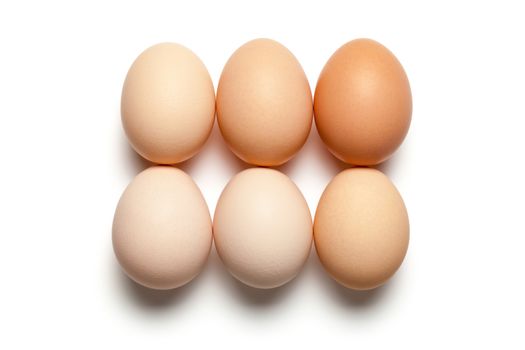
[
  {"x1": 213, "y1": 168, "x2": 312, "y2": 289},
  {"x1": 314, "y1": 168, "x2": 409, "y2": 290},
  {"x1": 112, "y1": 166, "x2": 212, "y2": 290},
  {"x1": 121, "y1": 43, "x2": 215, "y2": 164},
  {"x1": 314, "y1": 39, "x2": 412, "y2": 165},
  {"x1": 216, "y1": 39, "x2": 313, "y2": 166}
]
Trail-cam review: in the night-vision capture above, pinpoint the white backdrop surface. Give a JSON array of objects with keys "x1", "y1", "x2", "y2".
[{"x1": 0, "y1": 1, "x2": 524, "y2": 348}]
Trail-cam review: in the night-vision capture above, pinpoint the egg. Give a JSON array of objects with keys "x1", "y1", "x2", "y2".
[
  {"x1": 314, "y1": 39, "x2": 412, "y2": 165},
  {"x1": 121, "y1": 43, "x2": 215, "y2": 164},
  {"x1": 112, "y1": 166, "x2": 212, "y2": 290},
  {"x1": 216, "y1": 39, "x2": 313, "y2": 166},
  {"x1": 213, "y1": 168, "x2": 312, "y2": 289},
  {"x1": 314, "y1": 168, "x2": 409, "y2": 290}
]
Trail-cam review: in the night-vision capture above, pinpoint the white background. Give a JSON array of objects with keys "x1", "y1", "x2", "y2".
[{"x1": 1, "y1": 0, "x2": 524, "y2": 348}]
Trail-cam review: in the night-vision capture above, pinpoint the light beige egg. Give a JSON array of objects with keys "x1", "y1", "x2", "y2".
[
  {"x1": 314, "y1": 168, "x2": 409, "y2": 290},
  {"x1": 121, "y1": 43, "x2": 215, "y2": 164},
  {"x1": 213, "y1": 168, "x2": 312, "y2": 289},
  {"x1": 216, "y1": 39, "x2": 313, "y2": 166},
  {"x1": 112, "y1": 166, "x2": 212, "y2": 290}
]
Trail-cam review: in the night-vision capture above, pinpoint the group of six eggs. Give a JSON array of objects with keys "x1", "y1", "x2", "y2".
[{"x1": 113, "y1": 38, "x2": 412, "y2": 293}]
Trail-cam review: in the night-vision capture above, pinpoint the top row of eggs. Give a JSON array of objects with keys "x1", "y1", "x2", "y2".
[{"x1": 121, "y1": 38, "x2": 412, "y2": 166}]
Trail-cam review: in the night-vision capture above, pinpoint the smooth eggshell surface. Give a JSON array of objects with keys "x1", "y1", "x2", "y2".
[
  {"x1": 314, "y1": 38, "x2": 412, "y2": 165},
  {"x1": 314, "y1": 168, "x2": 409, "y2": 290},
  {"x1": 113, "y1": 166, "x2": 212, "y2": 290},
  {"x1": 213, "y1": 168, "x2": 312, "y2": 289},
  {"x1": 216, "y1": 39, "x2": 313, "y2": 166},
  {"x1": 121, "y1": 43, "x2": 215, "y2": 164}
]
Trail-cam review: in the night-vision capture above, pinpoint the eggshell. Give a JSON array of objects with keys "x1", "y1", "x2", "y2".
[
  {"x1": 121, "y1": 43, "x2": 215, "y2": 164},
  {"x1": 213, "y1": 168, "x2": 312, "y2": 289},
  {"x1": 112, "y1": 166, "x2": 212, "y2": 290},
  {"x1": 216, "y1": 39, "x2": 313, "y2": 166},
  {"x1": 314, "y1": 39, "x2": 412, "y2": 165},
  {"x1": 314, "y1": 168, "x2": 409, "y2": 290}
]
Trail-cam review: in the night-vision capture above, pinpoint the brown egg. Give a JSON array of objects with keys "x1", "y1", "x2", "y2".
[
  {"x1": 121, "y1": 43, "x2": 215, "y2": 164},
  {"x1": 314, "y1": 39, "x2": 412, "y2": 165},
  {"x1": 216, "y1": 39, "x2": 313, "y2": 166},
  {"x1": 314, "y1": 168, "x2": 409, "y2": 290},
  {"x1": 112, "y1": 166, "x2": 212, "y2": 290}
]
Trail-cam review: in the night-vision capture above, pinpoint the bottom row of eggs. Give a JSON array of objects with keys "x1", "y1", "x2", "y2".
[{"x1": 112, "y1": 166, "x2": 409, "y2": 291}]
